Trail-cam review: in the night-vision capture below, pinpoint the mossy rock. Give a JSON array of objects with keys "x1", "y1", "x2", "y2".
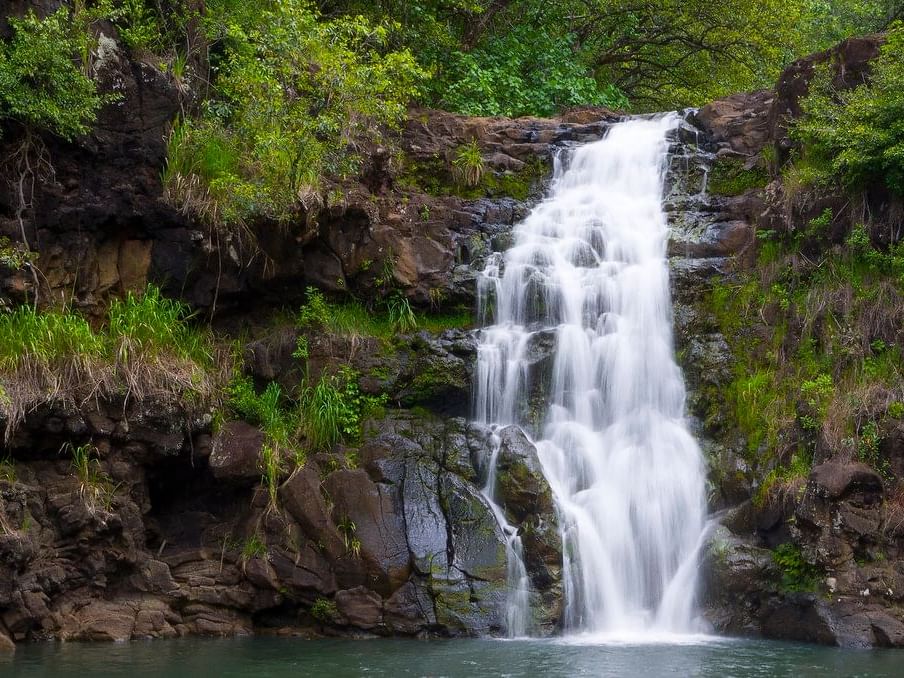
[
  {"x1": 707, "y1": 156, "x2": 769, "y2": 196},
  {"x1": 397, "y1": 154, "x2": 550, "y2": 201}
]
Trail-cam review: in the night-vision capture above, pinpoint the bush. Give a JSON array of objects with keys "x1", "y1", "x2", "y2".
[
  {"x1": 300, "y1": 367, "x2": 385, "y2": 451},
  {"x1": 772, "y1": 542, "x2": 823, "y2": 592},
  {"x1": 163, "y1": 1, "x2": 425, "y2": 228},
  {"x1": 0, "y1": 8, "x2": 108, "y2": 138},
  {"x1": 793, "y1": 23, "x2": 904, "y2": 196},
  {"x1": 432, "y1": 24, "x2": 627, "y2": 117}
]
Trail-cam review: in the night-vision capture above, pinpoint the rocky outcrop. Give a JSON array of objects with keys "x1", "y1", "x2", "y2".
[
  {"x1": 0, "y1": 13, "x2": 620, "y2": 317},
  {"x1": 768, "y1": 34, "x2": 884, "y2": 160},
  {"x1": 0, "y1": 401, "x2": 567, "y2": 643}
]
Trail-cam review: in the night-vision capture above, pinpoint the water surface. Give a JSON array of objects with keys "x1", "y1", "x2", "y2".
[{"x1": 3, "y1": 637, "x2": 899, "y2": 677}]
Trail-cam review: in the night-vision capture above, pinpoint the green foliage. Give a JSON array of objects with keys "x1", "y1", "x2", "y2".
[
  {"x1": 850, "y1": 415, "x2": 891, "y2": 481},
  {"x1": 0, "y1": 237, "x2": 38, "y2": 271},
  {"x1": 793, "y1": 23, "x2": 904, "y2": 196},
  {"x1": 297, "y1": 287, "x2": 469, "y2": 341},
  {"x1": 707, "y1": 157, "x2": 770, "y2": 196},
  {"x1": 71, "y1": 443, "x2": 116, "y2": 511},
  {"x1": 451, "y1": 140, "x2": 484, "y2": 188},
  {"x1": 241, "y1": 533, "x2": 268, "y2": 560},
  {"x1": 336, "y1": 515, "x2": 362, "y2": 557},
  {"x1": 108, "y1": 285, "x2": 211, "y2": 365},
  {"x1": 434, "y1": 22, "x2": 628, "y2": 117},
  {"x1": 300, "y1": 367, "x2": 385, "y2": 450},
  {"x1": 0, "y1": 305, "x2": 104, "y2": 371},
  {"x1": 386, "y1": 292, "x2": 418, "y2": 334},
  {"x1": 0, "y1": 286, "x2": 218, "y2": 439},
  {"x1": 772, "y1": 542, "x2": 823, "y2": 592},
  {"x1": 0, "y1": 8, "x2": 108, "y2": 138},
  {"x1": 164, "y1": 0, "x2": 425, "y2": 227},
  {"x1": 0, "y1": 456, "x2": 16, "y2": 483},
  {"x1": 226, "y1": 377, "x2": 297, "y2": 450},
  {"x1": 225, "y1": 375, "x2": 303, "y2": 508},
  {"x1": 310, "y1": 597, "x2": 338, "y2": 622},
  {"x1": 116, "y1": 0, "x2": 165, "y2": 51},
  {"x1": 755, "y1": 454, "x2": 811, "y2": 507},
  {"x1": 800, "y1": 373, "x2": 834, "y2": 429}
]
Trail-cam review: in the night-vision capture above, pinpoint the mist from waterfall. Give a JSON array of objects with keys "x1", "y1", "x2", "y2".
[{"x1": 475, "y1": 114, "x2": 707, "y2": 638}]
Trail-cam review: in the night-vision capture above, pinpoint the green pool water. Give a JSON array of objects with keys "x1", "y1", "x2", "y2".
[{"x1": 1, "y1": 636, "x2": 900, "y2": 677}]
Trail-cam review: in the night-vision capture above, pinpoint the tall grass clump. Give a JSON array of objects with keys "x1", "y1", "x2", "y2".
[
  {"x1": 300, "y1": 367, "x2": 385, "y2": 451},
  {"x1": 0, "y1": 285, "x2": 222, "y2": 440},
  {"x1": 296, "y1": 286, "x2": 472, "y2": 342},
  {"x1": 225, "y1": 376, "x2": 301, "y2": 508}
]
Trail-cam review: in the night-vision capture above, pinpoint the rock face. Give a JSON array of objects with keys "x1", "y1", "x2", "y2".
[
  {"x1": 0, "y1": 11, "x2": 617, "y2": 316},
  {"x1": 0, "y1": 402, "x2": 564, "y2": 643},
  {"x1": 672, "y1": 31, "x2": 904, "y2": 649}
]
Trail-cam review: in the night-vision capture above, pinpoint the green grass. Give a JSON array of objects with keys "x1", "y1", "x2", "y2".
[
  {"x1": 297, "y1": 287, "x2": 473, "y2": 340},
  {"x1": 710, "y1": 219, "x2": 904, "y2": 480},
  {"x1": 451, "y1": 140, "x2": 484, "y2": 188},
  {"x1": 225, "y1": 376, "x2": 301, "y2": 508},
  {"x1": 0, "y1": 456, "x2": 16, "y2": 483},
  {"x1": 300, "y1": 367, "x2": 386, "y2": 451},
  {"x1": 0, "y1": 305, "x2": 103, "y2": 371},
  {"x1": 241, "y1": 533, "x2": 268, "y2": 560},
  {"x1": 108, "y1": 285, "x2": 212, "y2": 365},
  {"x1": 71, "y1": 443, "x2": 115, "y2": 511},
  {"x1": 0, "y1": 285, "x2": 220, "y2": 440}
]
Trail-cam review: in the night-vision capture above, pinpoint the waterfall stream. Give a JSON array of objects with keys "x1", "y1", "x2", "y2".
[{"x1": 475, "y1": 114, "x2": 707, "y2": 637}]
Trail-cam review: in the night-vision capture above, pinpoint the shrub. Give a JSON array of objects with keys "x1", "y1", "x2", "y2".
[
  {"x1": 0, "y1": 8, "x2": 108, "y2": 138},
  {"x1": 772, "y1": 542, "x2": 823, "y2": 592},
  {"x1": 300, "y1": 367, "x2": 385, "y2": 451},
  {"x1": 164, "y1": 1, "x2": 425, "y2": 229},
  {"x1": 793, "y1": 23, "x2": 904, "y2": 196},
  {"x1": 451, "y1": 140, "x2": 484, "y2": 188}
]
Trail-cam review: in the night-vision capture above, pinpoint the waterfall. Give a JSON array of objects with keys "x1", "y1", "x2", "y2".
[{"x1": 475, "y1": 114, "x2": 707, "y2": 637}]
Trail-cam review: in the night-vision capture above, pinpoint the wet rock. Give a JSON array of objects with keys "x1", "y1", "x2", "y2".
[
  {"x1": 209, "y1": 422, "x2": 264, "y2": 484},
  {"x1": 323, "y1": 468, "x2": 411, "y2": 593},
  {"x1": 492, "y1": 427, "x2": 554, "y2": 521},
  {"x1": 0, "y1": 627, "x2": 14, "y2": 653},
  {"x1": 384, "y1": 581, "x2": 436, "y2": 634},
  {"x1": 335, "y1": 587, "x2": 383, "y2": 629}
]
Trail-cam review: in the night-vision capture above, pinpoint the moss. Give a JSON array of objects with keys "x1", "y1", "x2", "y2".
[
  {"x1": 707, "y1": 156, "x2": 769, "y2": 196},
  {"x1": 403, "y1": 361, "x2": 468, "y2": 405},
  {"x1": 398, "y1": 154, "x2": 550, "y2": 201}
]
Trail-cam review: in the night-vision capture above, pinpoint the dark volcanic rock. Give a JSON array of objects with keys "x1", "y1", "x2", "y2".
[{"x1": 209, "y1": 421, "x2": 264, "y2": 484}]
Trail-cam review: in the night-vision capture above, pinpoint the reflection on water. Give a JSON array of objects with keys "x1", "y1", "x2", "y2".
[{"x1": 2, "y1": 637, "x2": 899, "y2": 678}]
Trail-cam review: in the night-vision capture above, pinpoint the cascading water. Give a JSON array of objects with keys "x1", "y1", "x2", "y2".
[{"x1": 475, "y1": 114, "x2": 707, "y2": 637}]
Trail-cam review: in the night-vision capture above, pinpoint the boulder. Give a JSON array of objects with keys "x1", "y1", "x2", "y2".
[
  {"x1": 335, "y1": 587, "x2": 383, "y2": 629},
  {"x1": 491, "y1": 426, "x2": 554, "y2": 521},
  {"x1": 695, "y1": 90, "x2": 774, "y2": 156},
  {"x1": 322, "y1": 468, "x2": 412, "y2": 593},
  {"x1": 808, "y1": 462, "x2": 884, "y2": 502},
  {"x1": 208, "y1": 421, "x2": 264, "y2": 484}
]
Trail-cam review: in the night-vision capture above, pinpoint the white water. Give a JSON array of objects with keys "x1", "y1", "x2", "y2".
[{"x1": 475, "y1": 115, "x2": 707, "y2": 637}]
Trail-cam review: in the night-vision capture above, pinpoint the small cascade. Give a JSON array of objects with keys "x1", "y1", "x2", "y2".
[
  {"x1": 480, "y1": 429, "x2": 532, "y2": 637},
  {"x1": 474, "y1": 114, "x2": 707, "y2": 637}
]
